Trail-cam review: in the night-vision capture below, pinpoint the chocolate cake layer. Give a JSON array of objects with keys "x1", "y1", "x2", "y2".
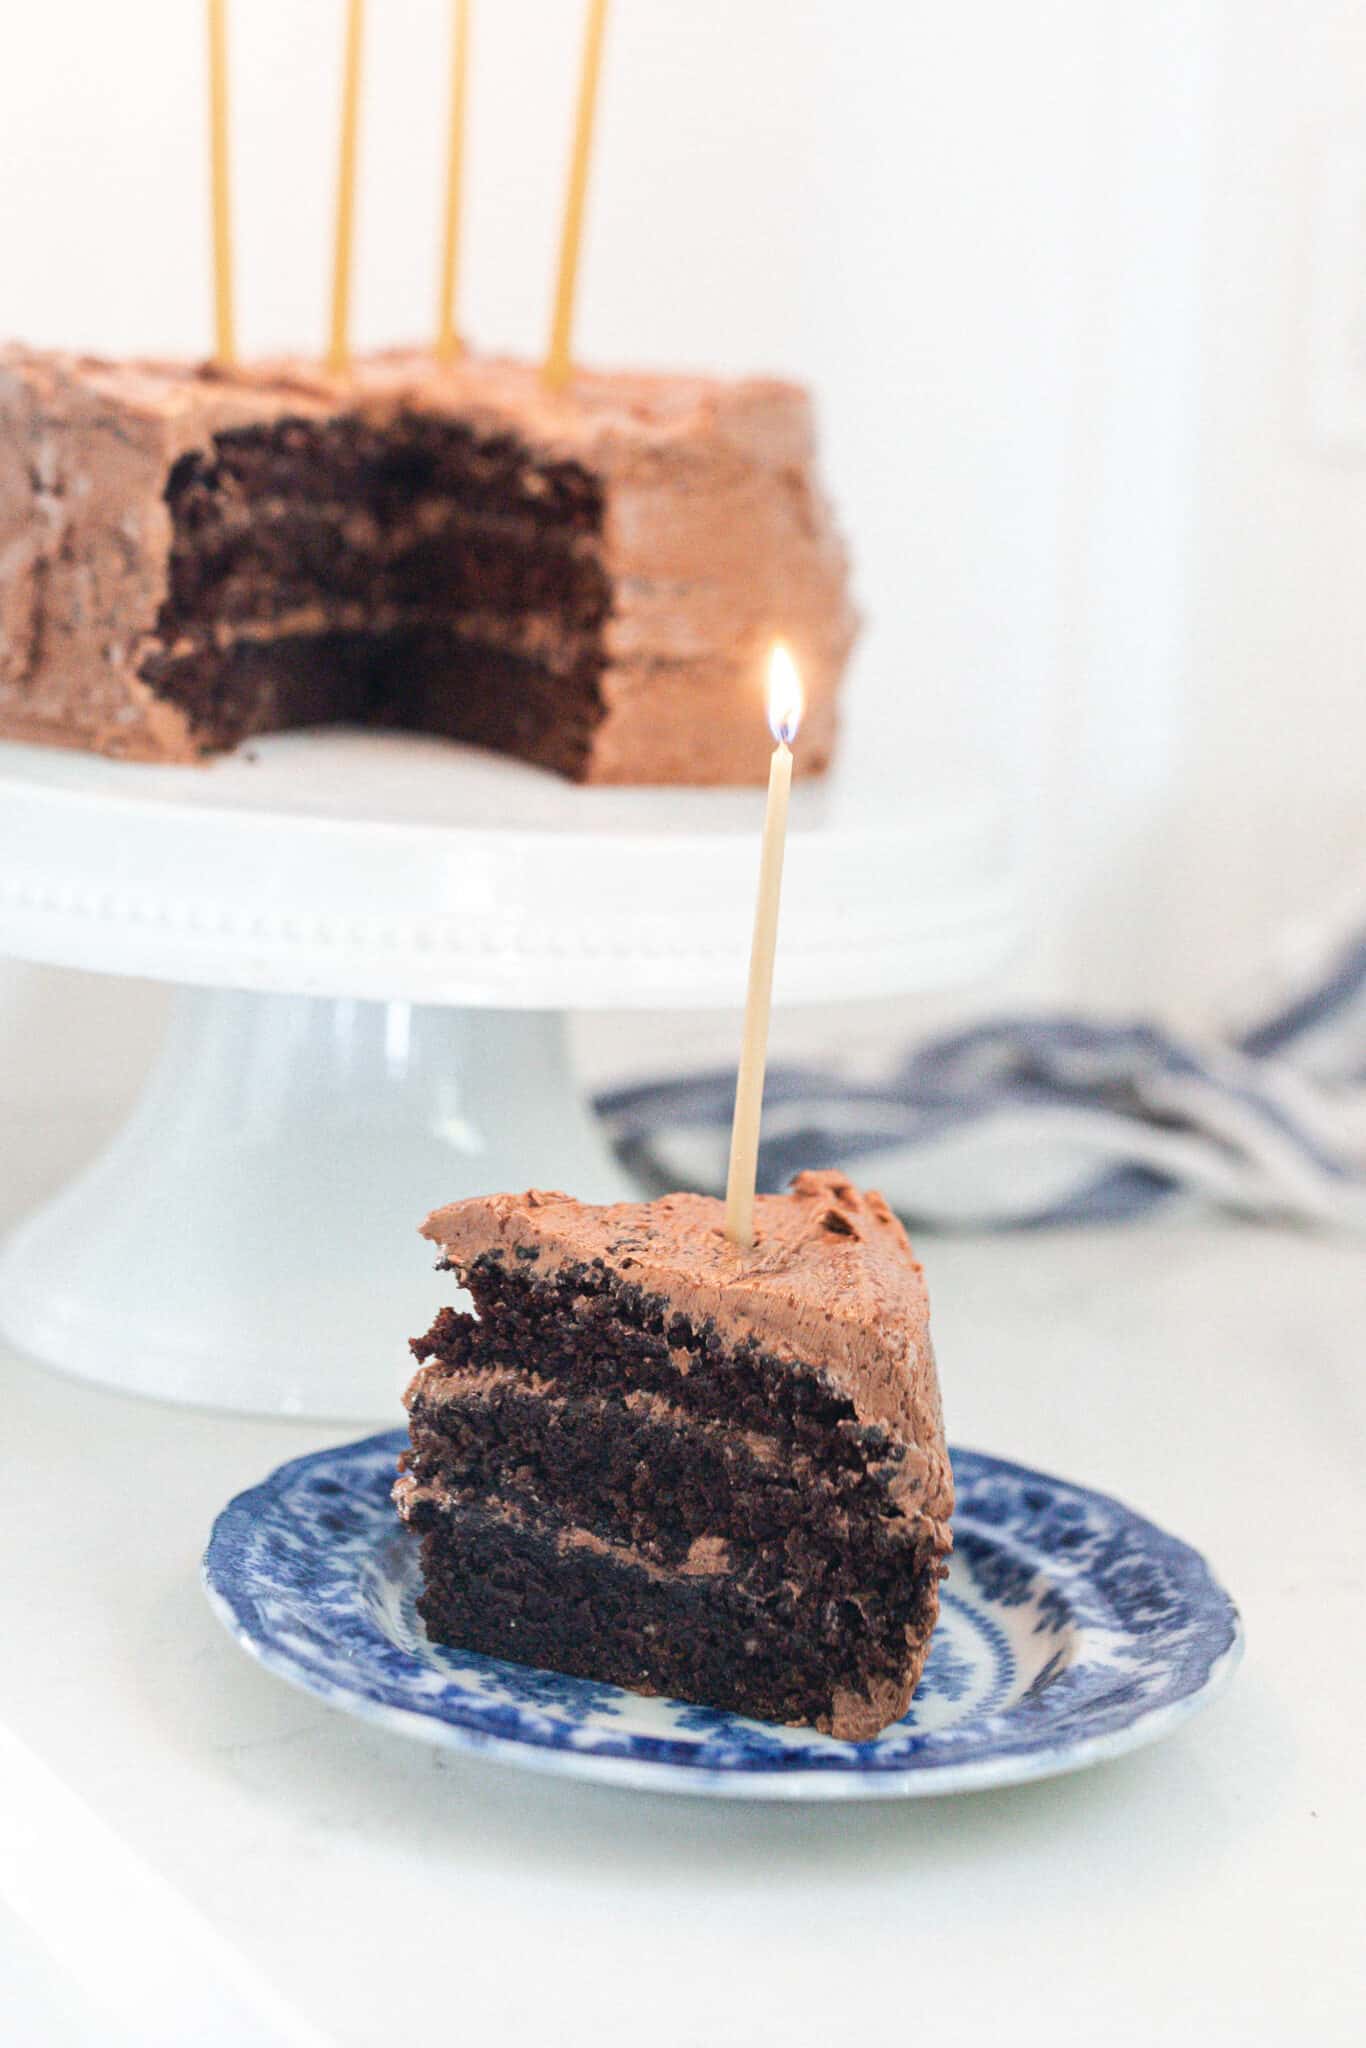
[
  {"x1": 0, "y1": 347, "x2": 857, "y2": 783},
  {"x1": 413, "y1": 1277, "x2": 902, "y2": 1471},
  {"x1": 405, "y1": 1369, "x2": 928, "y2": 1590},
  {"x1": 401, "y1": 1496, "x2": 943, "y2": 1735},
  {"x1": 398, "y1": 1174, "x2": 952, "y2": 1739}
]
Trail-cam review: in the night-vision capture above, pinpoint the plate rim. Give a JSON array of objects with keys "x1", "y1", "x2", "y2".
[{"x1": 202, "y1": 1431, "x2": 1244, "y2": 1801}]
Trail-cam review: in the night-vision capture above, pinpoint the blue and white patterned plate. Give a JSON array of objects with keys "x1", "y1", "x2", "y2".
[{"x1": 203, "y1": 1431, "x2": 1242, "y2": 1799}]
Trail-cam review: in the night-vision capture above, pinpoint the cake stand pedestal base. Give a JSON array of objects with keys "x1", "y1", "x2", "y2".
[{"x1": 0, "y1": 988, "x2": 627, "y2": 1419}]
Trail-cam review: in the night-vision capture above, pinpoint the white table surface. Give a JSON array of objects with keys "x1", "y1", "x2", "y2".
[{"x1": 1, "y1": 1109, "x2": 1362, "y2": 2048}]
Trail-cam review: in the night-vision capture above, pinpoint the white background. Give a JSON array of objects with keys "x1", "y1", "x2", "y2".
[
  {"x1": 1, "y1": 0, "x2": 1365, "y2": 1094},
  {"x1": 1, "y1": 13, "x2": 1363, "y2": 2042}
]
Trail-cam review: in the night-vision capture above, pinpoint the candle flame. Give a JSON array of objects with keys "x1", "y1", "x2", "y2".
[{"x1": 766, "y1": 642, "x2": 803, "y2": 747}]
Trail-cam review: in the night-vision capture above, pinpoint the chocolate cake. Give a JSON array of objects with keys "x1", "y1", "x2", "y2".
[
  {"x1": 395, "y1": 1172, "x2": 952, "y2": 1739},
  {"x1": 0, "y1": 347, "x2": 855, "y2": 783}
]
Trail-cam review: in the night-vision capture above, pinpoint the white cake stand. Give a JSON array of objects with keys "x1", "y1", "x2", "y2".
[{"x1": 0, "y1": 730, "x2": 1017, "y2": 1418}]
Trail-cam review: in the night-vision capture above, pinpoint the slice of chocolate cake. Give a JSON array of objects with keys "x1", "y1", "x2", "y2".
[
  {"x1": 0, "y1": 346, "x2": 855, "y2": 783},
  {"x1": 395, "y1": 1172, "x2": 952, "y2": 1740}
]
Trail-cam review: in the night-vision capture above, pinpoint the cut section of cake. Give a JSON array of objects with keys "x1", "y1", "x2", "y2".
[
  {"x1": 396, "y1": 1172, "x2": 952, "y2": 1740},
  {"x1": 0, "y1": 346, "x2": 855, "y2": 783}
]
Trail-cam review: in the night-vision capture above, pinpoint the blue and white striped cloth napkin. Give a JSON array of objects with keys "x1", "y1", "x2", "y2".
[{"x1": 597, "y1": 921, "x2": 1366, "y2": 1231}]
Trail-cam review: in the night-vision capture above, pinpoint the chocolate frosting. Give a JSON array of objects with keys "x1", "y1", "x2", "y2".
[
  {"x1": 0, "y1": 345, "x2": 856, "y2": 783},
  {"x1": 420, "y1": 1170, "x2": 951, "y2": 1530}
]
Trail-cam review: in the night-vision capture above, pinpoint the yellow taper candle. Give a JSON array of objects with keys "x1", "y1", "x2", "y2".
[
  {"x1": 206, "y1": 0, "x2": 235, "y2": 364},
  {"x1": 543, "y1": 0, "x2": 610, "y2": 392},
  {"x1": 327, "y1": 0, "x2": 366, "y2": 375},
  {"x1": 435, "y1": 0, "x2": 471, "y2": 364},
  {"x1": 724, "y1": 644, "x2": 804, "y2": 1250}
]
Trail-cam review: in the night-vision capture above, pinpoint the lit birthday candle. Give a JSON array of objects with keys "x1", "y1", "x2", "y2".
[{"x1": 724, "y1": 644, "x2": 804, "y2": 1250}]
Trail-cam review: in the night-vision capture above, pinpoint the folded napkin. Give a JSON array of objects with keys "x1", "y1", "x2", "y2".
[{"x1": 597, "y1": 921, "x2": 1366, "y2": 1231}]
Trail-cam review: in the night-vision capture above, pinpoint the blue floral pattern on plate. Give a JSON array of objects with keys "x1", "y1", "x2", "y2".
[{"x1": 202, "y1": 1433, "x2": 1242, "y2": 1799}]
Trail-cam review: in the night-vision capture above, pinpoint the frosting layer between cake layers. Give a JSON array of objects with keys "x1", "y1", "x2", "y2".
[{"x1": 0, "y1": 346, "x2": 855, "y2": 783}]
